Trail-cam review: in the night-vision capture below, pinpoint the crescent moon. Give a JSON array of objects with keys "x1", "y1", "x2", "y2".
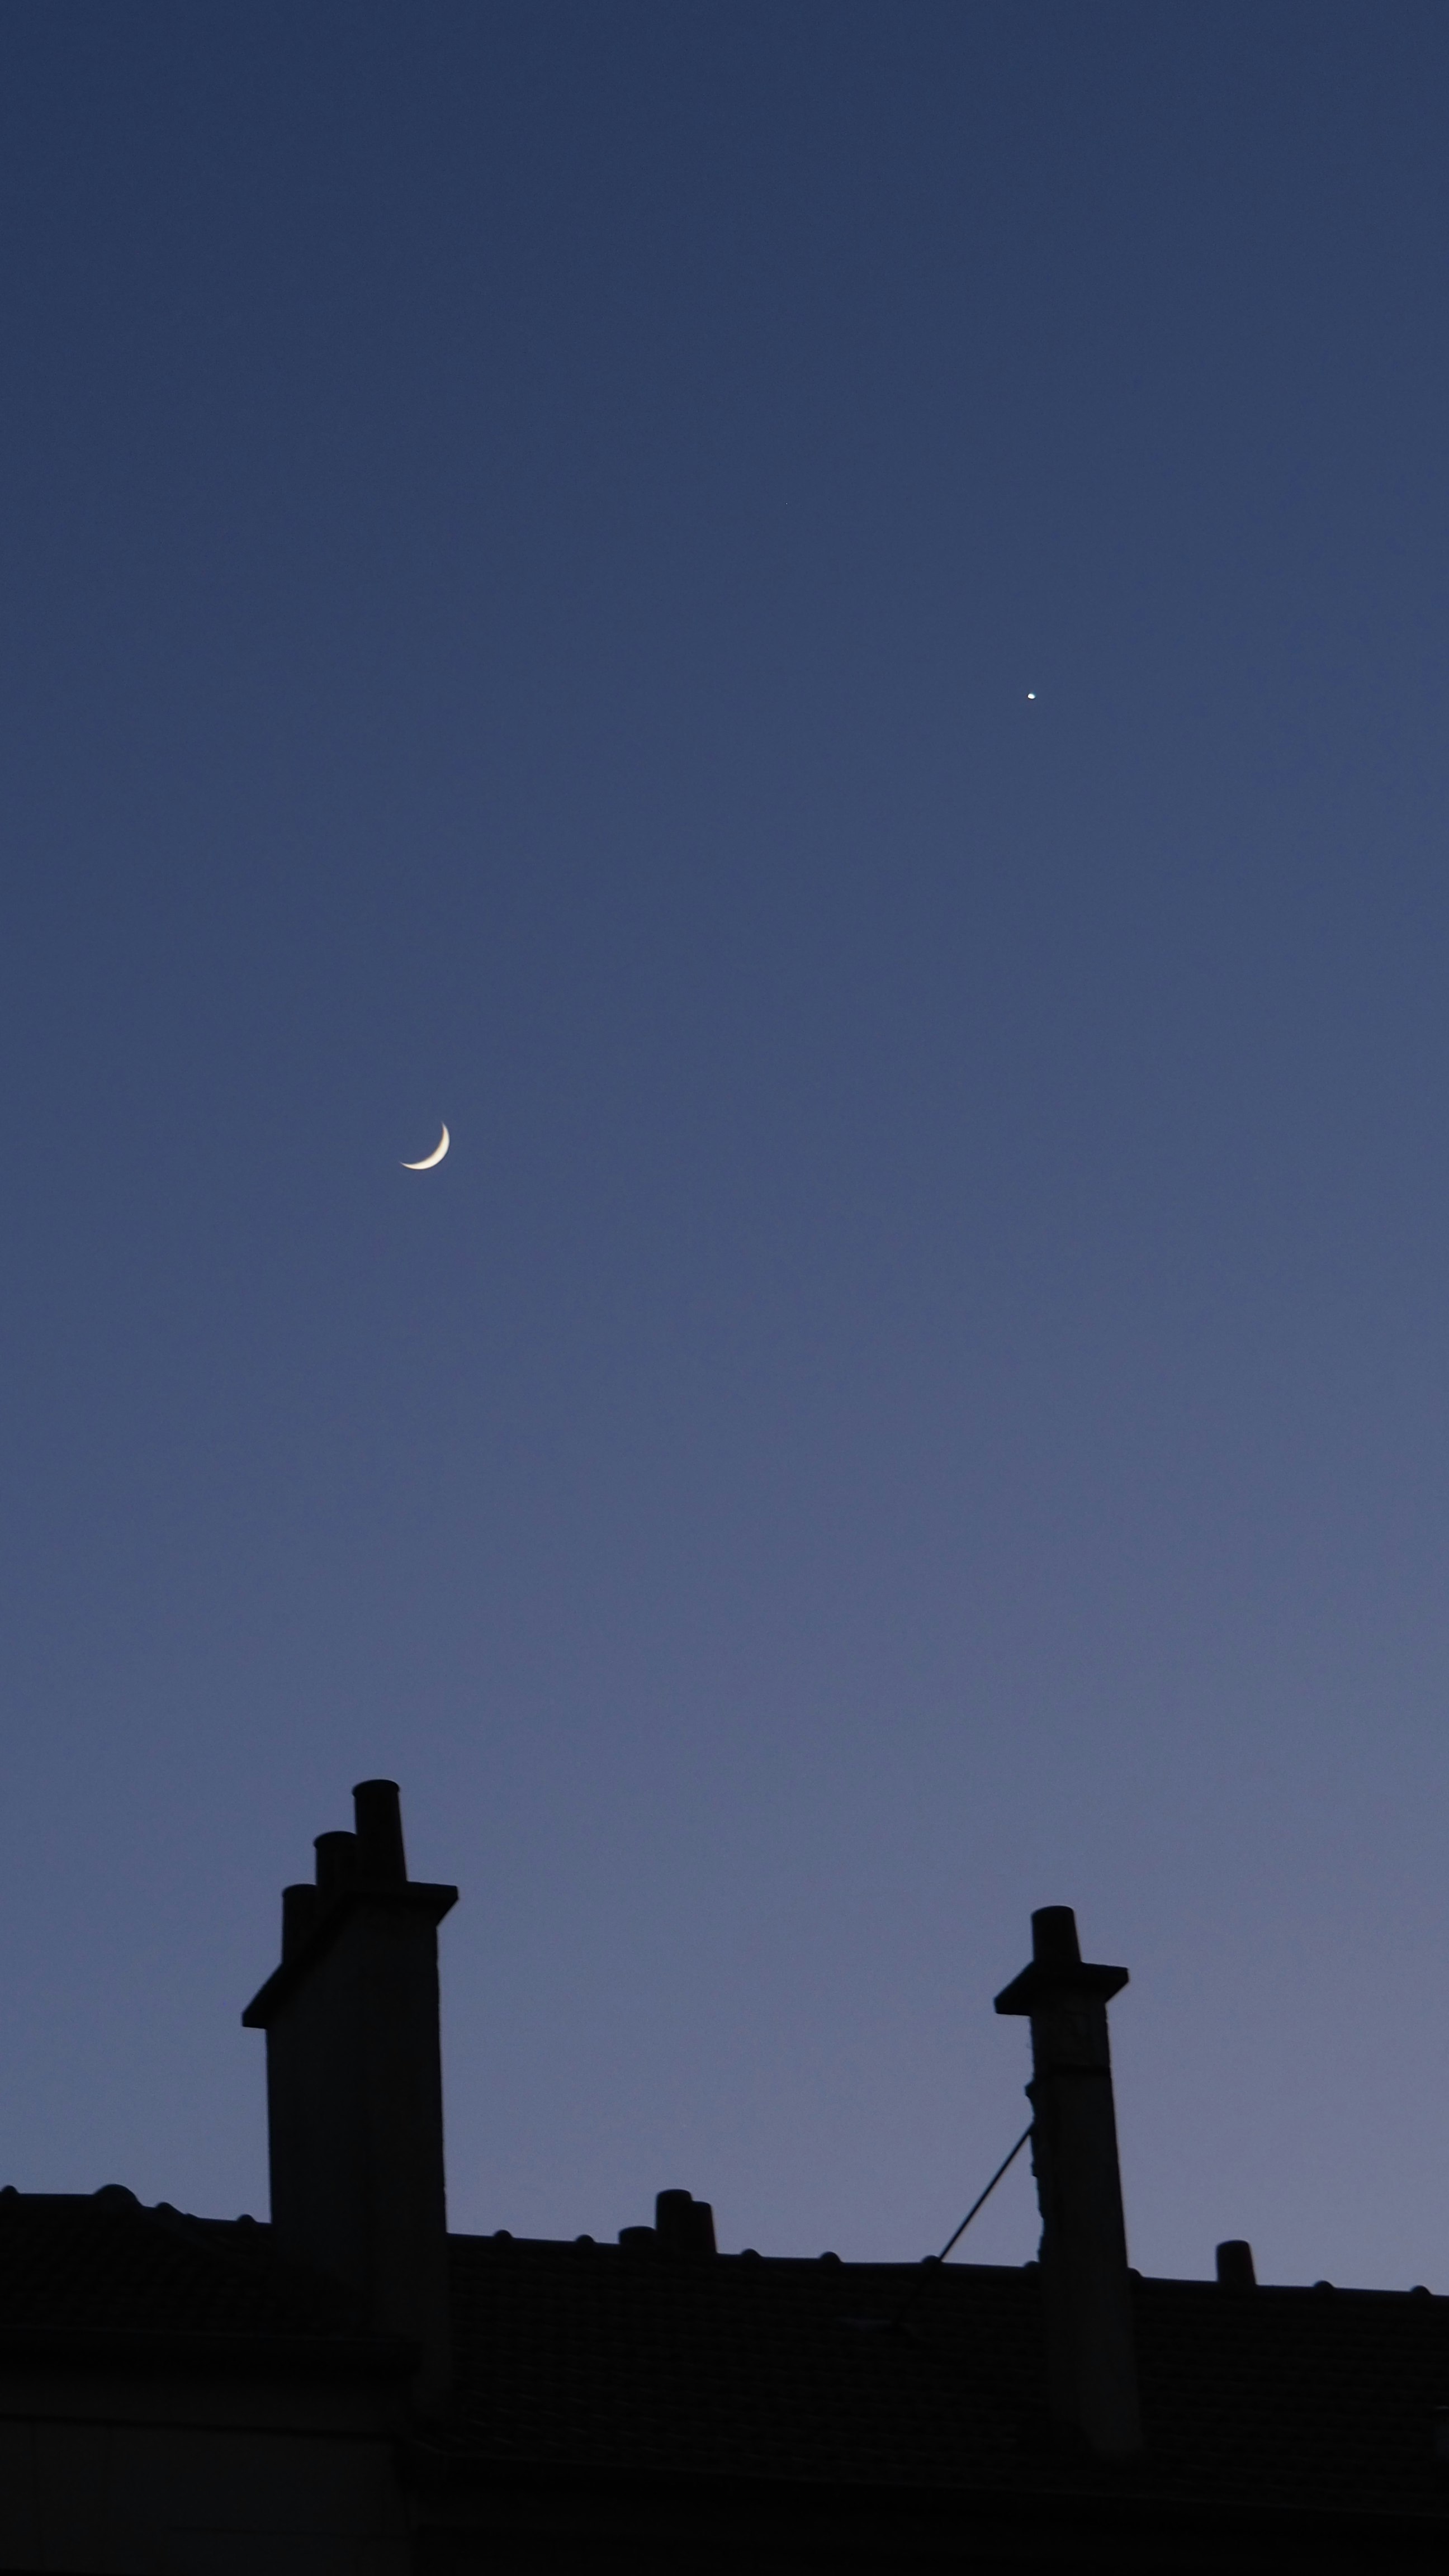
[{"x1": 402, "y1": 1124, "x2": 450, "y2": 1171}]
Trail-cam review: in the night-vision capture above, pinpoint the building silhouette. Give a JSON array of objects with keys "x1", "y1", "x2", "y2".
[{"x1": 1, "y1": 1781, "x2": 1446, "y2": 2570}]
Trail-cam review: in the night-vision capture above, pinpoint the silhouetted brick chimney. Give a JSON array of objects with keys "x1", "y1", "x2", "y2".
[
  {"x1": 995, "y1": 1905, "x2": 1143, "y2": 2459},
  {"x1": 243, "y1": 1780, "x2": 457, "y2": 2407}
]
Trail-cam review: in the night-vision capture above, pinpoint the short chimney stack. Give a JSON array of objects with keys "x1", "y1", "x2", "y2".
[
  {"x1": 655, "y1": 2189, "x2": 717, "y2": 2256},
  {"x1": 243, "y1": 1782, "x2": 457, "y2": 2407},
  {"x1": 996, "y1": 1905, "x2": 1143, "y2": 2458},
  {"x1": 1216, "y1": 2238, "x2": 1257, "y2": 2290}
]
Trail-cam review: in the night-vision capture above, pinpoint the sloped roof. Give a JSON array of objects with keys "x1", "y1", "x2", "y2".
[
  {"x1": 2, "y1": 2190, "x2": 1448, "y2": 2525},
  {"x1": 442, "y1": 2231, "x2": 1449, "y2": 2522},
  {"x1": 0, "y1": 2184, "x2": 362, "y2": 2347}
]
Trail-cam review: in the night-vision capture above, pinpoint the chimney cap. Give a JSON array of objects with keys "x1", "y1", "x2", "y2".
[{"x1": 994, "y1": 1906, "x2": 1129, "y2": 2016}]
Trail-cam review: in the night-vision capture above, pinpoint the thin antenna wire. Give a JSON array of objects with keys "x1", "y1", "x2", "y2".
[
  {"x1": 890, "y1": 2121, "x2": 1033, "y2": 2330},
  {"x1": 932, "y1": 2121, "x2": 1033, "y2": 2266}
]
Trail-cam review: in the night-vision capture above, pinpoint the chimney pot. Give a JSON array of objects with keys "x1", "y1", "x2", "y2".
[
  {"x1": 1215, "y1": 2238, "x2": 1257, "y2": 2290},
  {"x1": 655, "y1": 2189, "x2": 717, "y2": 2256},
  {"x1": 314, "y1": 1830, "x2": 358, "y2": 1896},
  {"x1": 1031, "y1": 1905, "x2": 1082, "y2": 1969},
  {"x1": 281, "y1": 1884, "x2": 318, "y2": 1962},
  {"x1": 353, "y1": 1778, "x2": 408, "y2": 1886}
]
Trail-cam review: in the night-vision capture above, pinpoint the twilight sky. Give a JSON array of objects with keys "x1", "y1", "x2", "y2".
[{"x1": 2, "y1": 0, "x2": 1448, "y2": 2289}]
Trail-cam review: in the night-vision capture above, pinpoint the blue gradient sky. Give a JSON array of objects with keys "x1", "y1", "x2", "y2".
[{"x1": 2, "y1": 1, "x2": 1448, "y2": 2287}]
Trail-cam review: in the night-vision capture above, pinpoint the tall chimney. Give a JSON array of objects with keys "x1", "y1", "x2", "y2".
[
  {"x1": 243, "y1": 1781, "x2": 457, "y2": 2407},
  {"x1": 995, "y1": 1905, "x2": 1143, "y2": 2459}
]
